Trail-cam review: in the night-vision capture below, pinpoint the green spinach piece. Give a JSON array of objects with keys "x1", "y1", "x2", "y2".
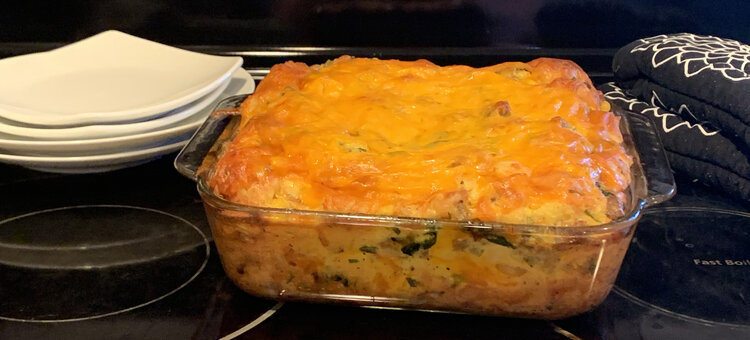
[
  {"x1": 596, "y1": 182, "x2": 612, "y2": 196},
  {"x1": 395, "y1": 223, "x2": 439, "y2": 256},
  {"x1": 463, "y1": 225, "x2": 516, "y2": 249},
  {"x1": 359, "y1": 245, "x2": 378, "y2": 254}
]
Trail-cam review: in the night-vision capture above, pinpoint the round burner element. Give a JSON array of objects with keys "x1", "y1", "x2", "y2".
[
  {"x1": 614, "y1": 207, "x2": 750, "y2": 327},
  {"x1": 0, "y1": 205, "x2": 210, "y2": 322}
]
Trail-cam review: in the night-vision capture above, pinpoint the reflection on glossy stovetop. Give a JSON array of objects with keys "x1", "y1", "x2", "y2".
[
  {"x1": 0, "y1": 205, "x2": 210, "y2": 322},
  {"x1": 617, "y1": 208, "x2": 750, "y2": 326},
  {"x1": 1, "y1": 155, "x2": 749, "y2": 339}
]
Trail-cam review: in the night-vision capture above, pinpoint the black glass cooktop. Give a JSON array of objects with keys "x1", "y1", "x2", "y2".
[{"x1": 0, "y1": 153, "x2": 748, "y2": 340}]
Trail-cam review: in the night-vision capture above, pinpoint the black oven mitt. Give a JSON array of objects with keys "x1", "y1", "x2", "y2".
[
  {"x1": 598, "y1": 82, "x2": 750, "y2": 202},
  {"x1": 612, "y1": 33, "x2": 750, "y2": 153},
  {"x1": 619, "y1": 78, "x2": 750, "y2": 153}
]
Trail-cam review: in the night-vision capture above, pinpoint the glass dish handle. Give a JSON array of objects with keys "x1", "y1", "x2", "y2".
[
  {"x1": 624, "y1": 111, "x2": 676, "y2": 207},
  {"x1": 174, "y1": 94, "x2": 249, "y2": 181}
]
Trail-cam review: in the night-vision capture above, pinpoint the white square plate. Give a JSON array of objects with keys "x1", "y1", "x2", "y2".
[
  {"x1": 0, "y1": 30, "x2": 242, "y2": 126},
  {"x1": 0, "y1": 72, "x2": 231, "y2": 140},
  {"x1": 0, "y1": 68, "x2": 255, "y2": 155},
  {"x1": 0, "y1": 139, "x2": 190, "y2": 174}
]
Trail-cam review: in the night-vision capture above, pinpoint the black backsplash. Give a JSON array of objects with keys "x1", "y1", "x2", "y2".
[{"x1": 1, "y1": 0, "x2": 747, "y2": 48}]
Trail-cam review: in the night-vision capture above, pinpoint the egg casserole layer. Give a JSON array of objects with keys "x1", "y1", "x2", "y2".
[{"x1": 207, "y1": 56, "x2": 632, "y2": 226}]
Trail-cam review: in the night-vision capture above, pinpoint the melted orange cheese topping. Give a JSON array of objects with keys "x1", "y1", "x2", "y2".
[{"x1": 208, "y1": 56, "x2": 632, "y2": 226}]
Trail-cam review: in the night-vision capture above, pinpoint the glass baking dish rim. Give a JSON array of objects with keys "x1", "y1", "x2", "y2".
[{"x1": 196, "y1": 176, "x2": 646, "y2": 237}]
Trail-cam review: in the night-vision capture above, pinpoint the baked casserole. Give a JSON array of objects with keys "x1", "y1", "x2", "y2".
[
  {"x1": 196, "y1": 56, "x2": 651, "y2": 318},
  {"x1": 208, "y1": 56, "x2": 631, "y2": 225}
]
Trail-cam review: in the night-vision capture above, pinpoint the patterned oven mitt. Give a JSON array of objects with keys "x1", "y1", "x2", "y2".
[
  {"x1": 613, "y1": 33, "x2": 750, "y2": 152},
  {"x1": 599, "y1": 82, "x2": 750, "y2": 201},
  {"x1": 609, "y1": 33, "x2": 750, "y2": 201}
]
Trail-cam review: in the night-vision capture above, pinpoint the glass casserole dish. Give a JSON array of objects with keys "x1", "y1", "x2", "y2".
[{"x1": 175, "y1": 92, "x2": 675, "y2": 320}]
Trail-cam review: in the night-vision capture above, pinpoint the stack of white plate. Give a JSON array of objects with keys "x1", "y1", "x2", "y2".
[{"x1": 0, "y1": 31, "x2": 254, "y2": 174}]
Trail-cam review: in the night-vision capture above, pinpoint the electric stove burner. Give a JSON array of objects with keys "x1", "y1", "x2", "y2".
[
  {"x1": 614, "y1": 207, "x2": 750, "y2": 328},
  {"x1": 0, "y1": 205, "x2": 210, "y2": 322}
]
